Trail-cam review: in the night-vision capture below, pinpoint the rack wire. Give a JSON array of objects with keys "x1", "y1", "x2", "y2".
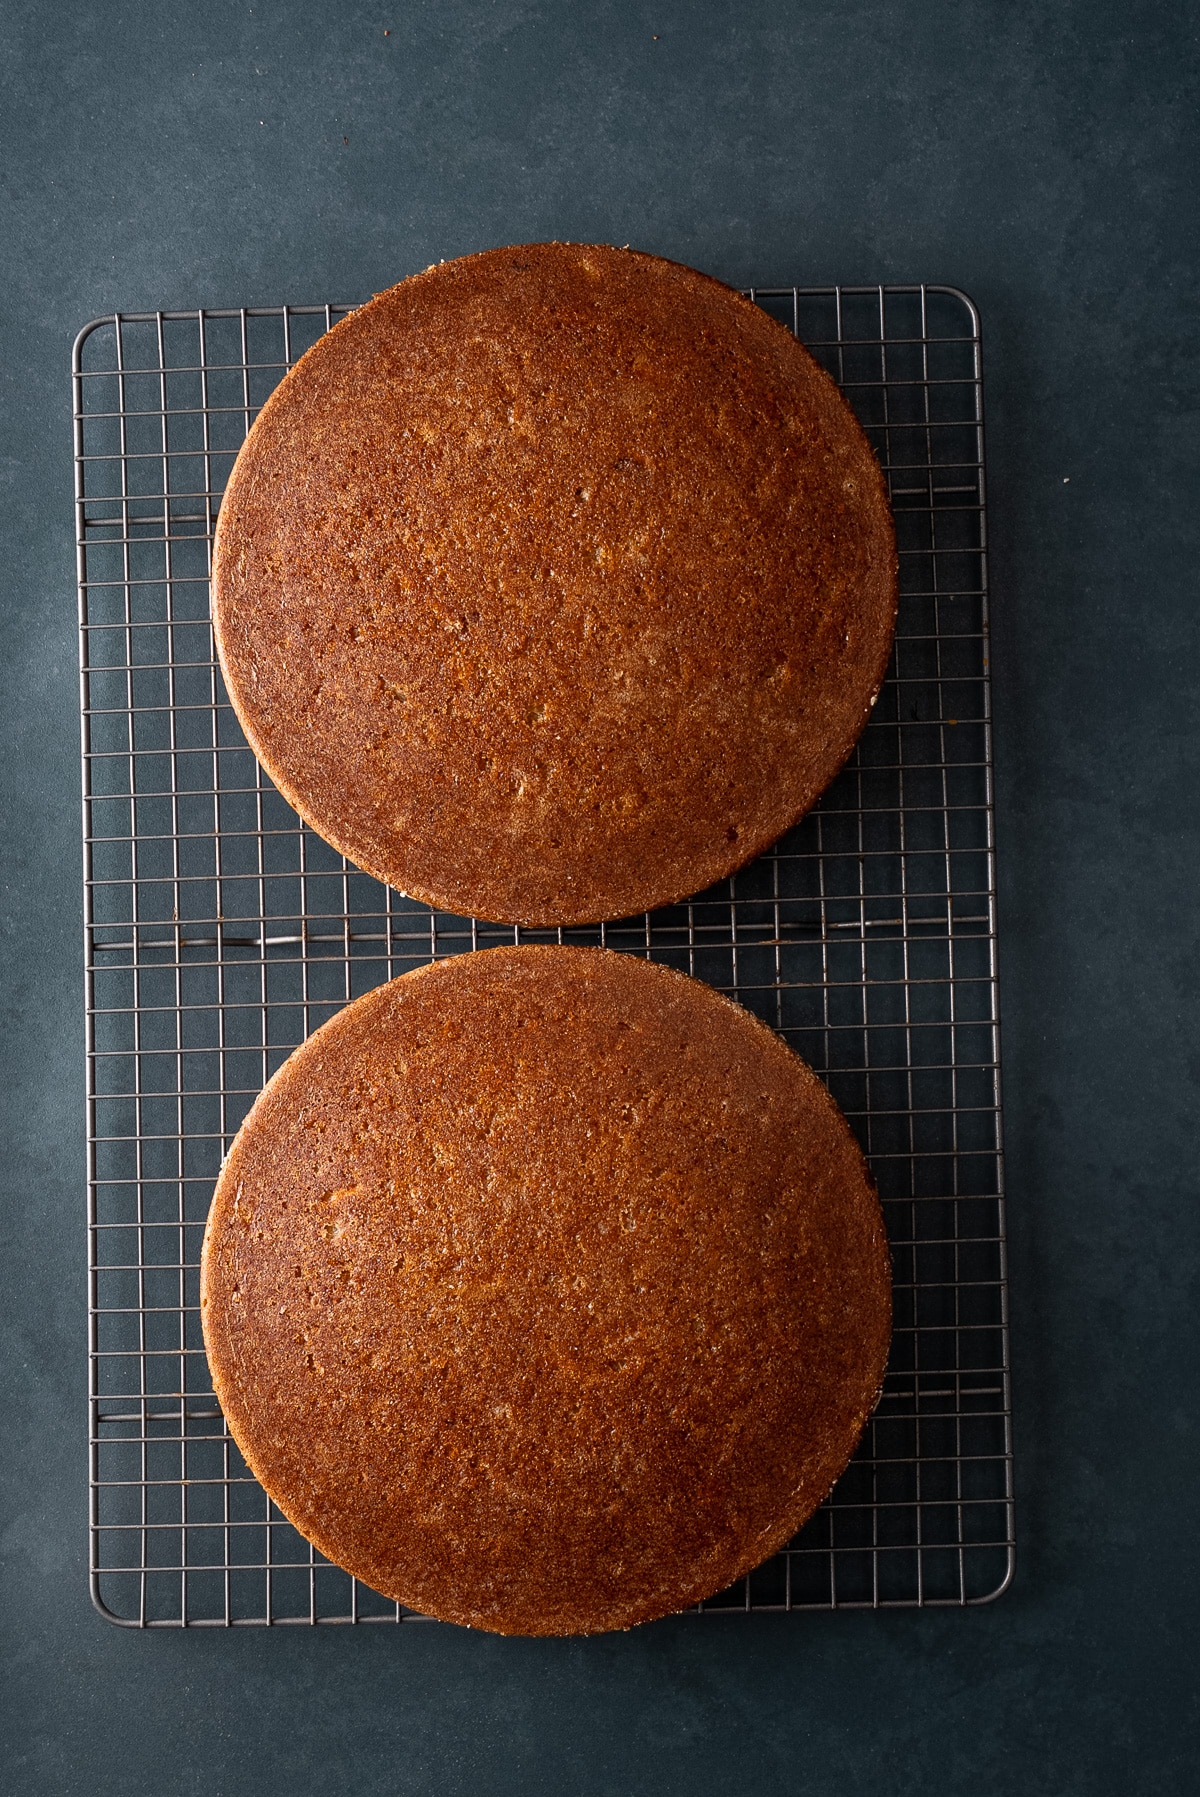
[{"x1": 75, "y1": 284, "x2": 1013, "y2": 1627}]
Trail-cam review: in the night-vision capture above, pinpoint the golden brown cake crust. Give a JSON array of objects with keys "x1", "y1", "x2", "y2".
[
  {"x1": 200, "y1": 946, "x2": 892, "y2": 1635},
  {"x1": 212, "y1": 243, "x2": 896, "y2": 926}
]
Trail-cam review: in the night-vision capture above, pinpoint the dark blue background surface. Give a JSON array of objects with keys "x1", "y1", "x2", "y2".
[{"x1": 2, "y1": 3, "x2": 1196, "y2": 1791}]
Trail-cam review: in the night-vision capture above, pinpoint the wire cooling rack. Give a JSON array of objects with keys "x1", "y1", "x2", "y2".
[{"x1": 75, "y1": 283, "x2": 1012, "y2": 1627}]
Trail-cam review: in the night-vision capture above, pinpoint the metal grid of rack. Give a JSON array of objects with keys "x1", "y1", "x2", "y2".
[{"x1": 75, "y1": 284, "x2": 1013, "y2": 1627}]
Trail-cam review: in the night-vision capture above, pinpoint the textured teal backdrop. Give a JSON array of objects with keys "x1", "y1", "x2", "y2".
[{"x1": 1, "y1": 2, "x2": 1196, "y2": 1792}]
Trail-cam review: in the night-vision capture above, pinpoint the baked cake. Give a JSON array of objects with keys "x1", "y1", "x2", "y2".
[
  {"x1": 200, "y1": 946, "x2": 892, "y2": 1634},
  {"x1": 212, "y1": 243, "x2": 896, "y2": 925}
]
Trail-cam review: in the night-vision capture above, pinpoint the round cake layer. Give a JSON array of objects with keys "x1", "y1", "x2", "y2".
[
  {"x1": 212, "y1": 243, "x2": 897, "y2": 925},
  {"x1": 200, "y1": 946, "x2": 892, "y2": 1635}
]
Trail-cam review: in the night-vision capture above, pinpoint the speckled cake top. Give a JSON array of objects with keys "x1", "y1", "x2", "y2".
[
  {"x1": 200, "y1": 945, "x2": 892, "y2": 1635},
  {"x1": 212, "y1": 242, "x2": 896, "y2": 925}
]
